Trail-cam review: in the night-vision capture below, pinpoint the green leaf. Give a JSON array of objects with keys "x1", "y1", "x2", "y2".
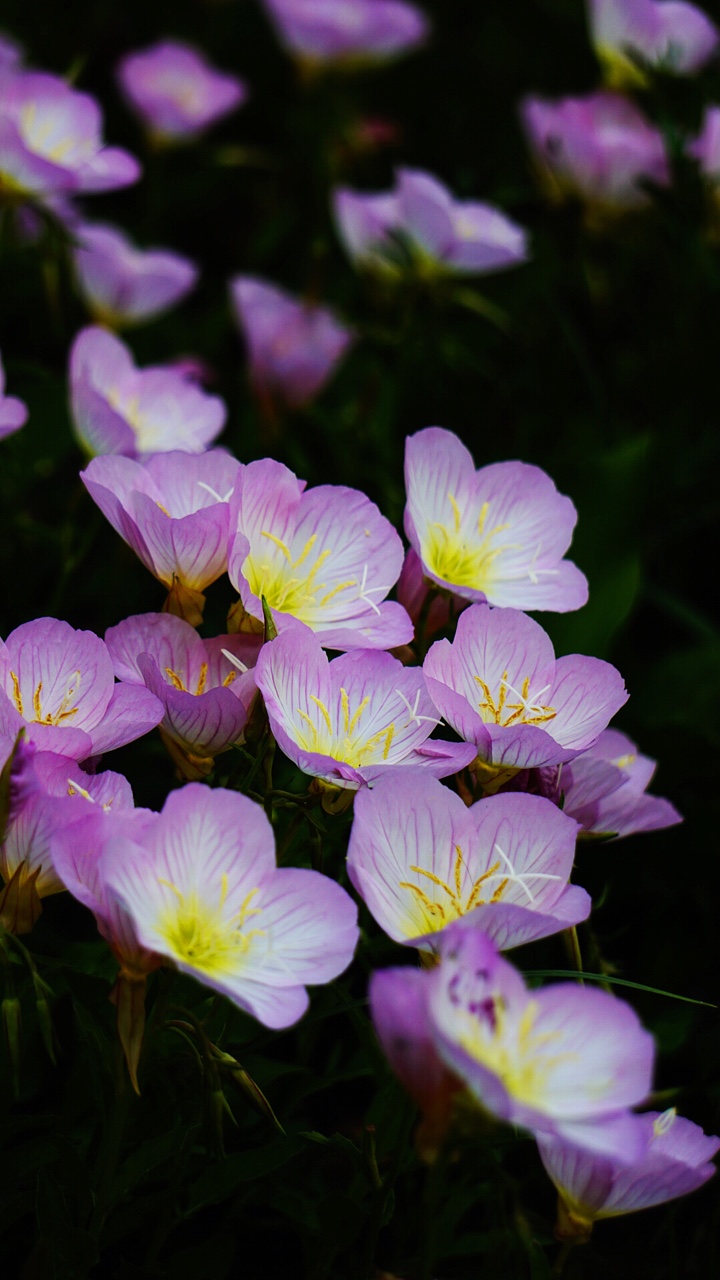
[
  {"x1": 524, "y1": 970, "x2": 716, "y2": 1007},
  {"x1": 186, "y1": 1136, "x2": 306, "y2": 1214}
]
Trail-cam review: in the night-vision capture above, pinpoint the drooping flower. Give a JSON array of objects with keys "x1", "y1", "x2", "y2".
[
  {"x1": 538, "y1": 1110, "x2": 719, "y2": 1241},
  {"x1": 116, "y1": 40, "x2": 248, "y2": 143},
  {"x1": 105, "y1": 613, "x2": 260, "y2": 777},
  {"x1": 255, "y1": 626, "x2": 475, "y2": 792},
  {"x1": 561, "y1": 728, "x2": 681, "y2": 839},
  {"x1": 71, "y1": 221, "x2": 198, "y2": 328},
  {"x1": 261, "y1": 0, "x2": 429, "y2": 68},
  {"x1": 347, "y1": 771, "x2": 590, "y2": 952},
  {"x1": 423, "y1": 604, "x2": 628, "y2": 775},
  {"x1": 521, "y1": 92, "x2": 670, "y2": 212},
  {"x1": 0, "y1": 350, "x2": 28, "y2": 441},
  {"x1": 588, "y1": 0, "x2": 719, "y2": 88},
  {"x1": 227, "y1": 458, "x2": 412, "y2": 649},
  {"x1": 0, "y1": 70, "x2": 140, "y2": 202},
  {"x1": 69, "y1": 326, "x2": 225, "y2": 458},
  {"x1": 404, "y1": 428, "x2": 588, "y2": 612},
  {"x1": 333, "y1": 168, "x2": 528, "y2": 277},
  {"x1": 0, "y1": 617, "x2": 163, "y2": 763},
  {"x1": 229, "y1": 276, "x2": 354, "y2": 409},
  {"x1": 371, "y1": 924, "x2": 655, "y2": 1160},
  {"x1": 81, "y1": 450, "x2": 240, "y2": 625},
  {"x1": 98, "y1": 782, "x2": 359, "y2": 1028}
]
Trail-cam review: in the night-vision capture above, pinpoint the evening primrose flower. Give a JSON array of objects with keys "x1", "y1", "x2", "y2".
[
  {"x1": 423, "y1": 604, "x2": 628, "y2": 774},
  {"x1": 0, "y1": 350, "x2": 28, "y2": 441},
  {"x1": 404, "y1": 428, "x2": 587, "y2": 612},
  {"x1": 105, "y1": 613, "x2": 260, "y2": 777},
  {"x1": 334, "y1": 169, "x2": 528, "y2": 277},
  {"x1": 81, "y1": 450, "x2": 240, "y2": 624},
  {"x1": 562, "y1": 728, "x2": 681, "y2": 839},
  {"x1": 99, "y1": 783, "x2": 359, "y2": 1028},
  {"x1": 261, "y1": 0, "x2": 428, "y2": 68},
  {"x1": 588, "y1": 0, "x2": 719, "y2": 88},
  {"x1": 256, "y1": 626, "x2": 475, "y2": 791},
  {"x1": 0, "y1": 617, "x2": 163, "y2": 762},
  {"x1": 117, "y1": 40, "x2": 248, "y2": 144},
  {"x1": 538, "y1": 1111, "x2": 719, "y2": 1240},
  {"x1": 72, "y1": 222, "x2": 198, "y2": 328},
  {"x1": 0, "y1": 70, "x2": 140, "y2": 203},
  {"x1": 69, "y1": 327, "x2": 225, "y2": 457},
  {"x1": 347, "y1": 772, "x2": 590, "y2": 952},
  {"x1": 230, "y1": 276, "x2": 354, "y2": 409},
  {"x1": 371, "y1": 925, "x2": 655, "y2": 1160},
  {"x1": 227, "y1": 458, "x2": 412, "y2": 649}
]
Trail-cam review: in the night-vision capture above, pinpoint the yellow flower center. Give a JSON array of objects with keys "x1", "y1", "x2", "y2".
[
  {"x1": 244, "y1": 531, "x2": 358, "y2": 621},
  {"x1": 459, "y1": 997, "x2": 577, "y2": 1108},
  {"x1": 294, "y1": 686, "x2": 395, "y2": 769},
  {"x1": 474, "y1": 670, "x2": 556, "y2": 728},
  {"x1": 9, "y1": 670, "x2": 81, "y2": 725},
  {"x1": 422, "y1": 493, "x2": 517, "y2": 592},
  {"x1": 157, "y1": 876, "x2": 264, "y2": 977}
]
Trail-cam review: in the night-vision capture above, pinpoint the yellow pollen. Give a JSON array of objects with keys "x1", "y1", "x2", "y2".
[
  {"x1": 33, "y1": 681, "x2": 43, "y2": 721},
  {"x1": 319, "y1": 579, "x2": 356, "y2": 607},
  {"x1": 447, "y1": 491, "x2": 462, "y2": 534},
  {"x1": 291, "y1": 534, "x2": 317, "y2": 569},
  {"x1": 309, "y1": 695, "x2": 333, "y2": 735},
  {"x1": 399, "y1": 845, "x2": 505, "y2": 937},
  {"x1": 260, "y1": 530, "x2": 293, "y2": 561},
  {"x1": 157, "y1": 875, "x2": 264, "y2": 976},
  {"x1": 423, "y1": 493, "x2": 518, "y2": 593},
  {"x1": 473, "y1": 669, "x2": 556, "y2": 728},
  {"x1": 613, "y1": 753, "x2": 637, "y2": 770},
  {"x1": 246, "y1": 537, "x2": 334, "y2": 620},
  {"x1": 9, "y1": 671, "x2": 23, "y2": 717},
  {"x1": 67, "y1": 781, "x2": 93, "y2": 802},
  {"x1": 165, "y1": 667, "x2": 186, "y2": 691},
  {"x1": 156, "y1": 501, "x2": 171, "y2": 516},
  {"x1": 195, "y1": 662, "x2": 208, "y2": 696},
  {"x1": 458, "y1": 997, "x2": 578, "y2": 1108},
  {"x1": 222, "y1": 670, "x2": 238, "y2": 688}
]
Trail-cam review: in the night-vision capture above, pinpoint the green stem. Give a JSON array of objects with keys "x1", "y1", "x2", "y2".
[
  {"x1": 552, "y1": 1239, "x2": 576, "y2": 1276},
  {"x1": 563, "y1": 927, "x2": 584, "y2": 984}
]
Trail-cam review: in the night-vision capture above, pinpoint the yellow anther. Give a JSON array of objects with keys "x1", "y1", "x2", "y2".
[
  {"x1": 292, "y1": 534, "x2": 317, "y2": 569},
  {"x1": 382, "y1": 722, "x2": 395, "y2": 760},
  {"x1": 67, "y1": 780, "x2": 93, "y2": 802},
  {"x1": 309, "y1": 695, "x2": 333, "y2": 735},
  {"x1": 165, "y1": 667, "x2": 186, "y2": 691},
  {"x1": 477, "y1": 501, "x2": 489, "y2": 535},
  {"x1": 195, "y1": 662, "x2": 208, "y2": 696},
  {"x1": 319, "y1": 580, "x2": 356, "y2": 607},
  {"x1": 260, "y1": 530, "x2": 293, "y2": 561},
  {"x1": 340, "y1": 687, "x2": 350, "y2": 735},
  {"x1": 33, "y1": 680, "x2": 43, "y2": 721},
  {"x1": 222, "y1": 671, "x2": 238, "y2": 688},
  {"x1": 156, "y1": 501, "x2": 171, "y2": 516},
  {"x1": 9, "y1": 671, "x2": 23, "y2": 717},
  {"x1": 447, "y1": 491, "x2": 462, "y2": 534},
  {"x1": 347, "y1": 694, "x2": 369, "y2": 735}
]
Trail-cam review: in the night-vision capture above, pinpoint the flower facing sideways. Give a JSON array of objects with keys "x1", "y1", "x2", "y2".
[{"x1": 72, "y1": 222, "x2": 198, "y2": 329}]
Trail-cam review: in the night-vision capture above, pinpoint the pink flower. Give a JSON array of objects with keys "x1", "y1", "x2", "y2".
[
  {"x1": 404, "y1": 428, "x2": 588, "y2": 612},
  {"x1": 0, "y1": 617, "x2": 163, "y2": 763},
  {"x1": 98, "y1": 783, "x2": 359, "y2": 1028},
  {"x1": 81, "y1": 451, "x2": 240, "y2": 625},
  {"x1": 423, "y1": 604, "x2": 628, "y2": 773},
  {"x1": 0, "y1": 349, "x2": 27, "y2": 441},
  {"x1": 347, "y1": 771, "x2": 590, "y2": 951},
  {"x1": 334, "y1": 168, "x2": 528, "y2": 277},
  {"x1": 688, "y1": 104, "x2": 720, "y2": 181},
  {"x1": 255, "y1": 626, "x2": 475, "y2": 790},
  {"x1": 72, "y1": 222, "x2": 198, "y2": 328},
  {"x1": 230, "y1": 276, "x2": 354, "y2": 408},
  {"x1": 261, "y1": 0, "x2": 429, "y2": 67},
  {"x1": 588, "y1": 0, "x2": 719, "y2": 87},
  {"x1": 227, "y1": 458, "x2": 412, "y2": 649},
  {"x1": 0, "y1": 70, "x2": 140, "y2": 201},
  {"x1": 562, "y1": 728, "x2": 681, "y2": 839},
  {"x1": 69, "y1": 326, "x2": 225, "y2": 457},
  {"x1": 117, "y1": 40, "x2": 248, "y2": 143}
]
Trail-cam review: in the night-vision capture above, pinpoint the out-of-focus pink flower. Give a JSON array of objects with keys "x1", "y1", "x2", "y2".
[
  {"x1": 538, "y1": 1110, "x2": 719, "y2": 1240},
  {"x1": 117, "y1": 40, "x2": 248, "y2": 143},
  {"x1": 688, "y1": 104, "x2": 720, "y2": 181},
  {"x1": 334, "y1": 168, "x2": 528, "y2": 277},
  {"x1": 521, "y1": 92, "x2": 670, "y2": 212},
  {"x1": 371, "y1": 924, "x2": 656, "y2": 1161},
  {"x1": 230, "y1": 276, "x2": 354, "y2": 408},
  {"x1": 561, "y1": 728, "x2": 682, "y2": 839},
  {"x1": 404, "y1": 428, "x2": 588, "y2": 612},
  {"x1": 72, "y1": 221, "x2": 198, "y2": 328},
  {"x1": 262, "y1": 0, "x2": 429, "y2": 67},
  {"x1": 0, "y1": 350, "x2": 27, "y2": 441},
  {"x1": 0, "y1": 71, "x2": 140, "y2": 202},
  {"x1": 100, "y1": 783, "x2": 359, "y2": 1028},
  {"x1": 106, "y1": 613, "x2": 260, "y2": 777},
  {"x1": 81, "y1": 451, "x2": 241, "y2": 625},
  {"x1": 0, "y1": 32, "x2": 23, "y2": 72},
  {"x1": 347, "y1": 771, "x2": 590, "y2": 951},
  {"x1": 0, "y1": 617, "x2": 163, "y2": 764},
  {"x1": 423, "y1": 604, "x2": 628, "y2": 774},
  {"x1": 227, "y1": 457, "x2": 412, "y2": 649},
  {"x1": 69, "y1": 327, "x2": 225, "y2": 458},
  {"x1": 588, "y1": 0, "x2": 719, "y2": 87},
  {"x1": 255, "y1": 625, "x2": 475, "y2": 791}
]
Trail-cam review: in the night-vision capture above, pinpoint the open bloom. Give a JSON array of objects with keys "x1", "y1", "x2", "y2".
[
  {"x1": 230, "y1": 276, "x2": 354, "y2": 409},
  {"x1": 588, "y1": 0, "x2": 719, "y2": 87},
  {"x1": 81, "y1": 451, "x2": 240, "y2": 624},
  {"x1": 347, "y1": 771, "x2": 590, "y2": 951},
  {"x1": 423, "y1": 605, "x2": 628, "y2": 774},
  {"x1": 538, "y1": 1111, "x2": 719, "y2": 1239},
  {"x1": 371, "y1": 924, "x2": 655, "y2": 1159},
  {"x1": 261, "y1": 0, "x2": 428, "y2": 67},
  {"x1": 521, "y1": 92, "x2": 670, "y2": 212},
  {"x1": 334, "y1": 169, "x2": 528, "y2": 277},
  {"x1": 105, "y1": 613, "x2": 260, "y2": 776},
  {"x1": 98, "y1": 783, "x2": 359, "y2": 1027},
  {"x1": 561, "y1": 728, "x2": 681, "y2": 839},
  {"x1": 227, "y1": 458, "x2": 412, "y2": 649},
  {"x1": 0, "y1": 70, "x2": 139, "y2": 202},
  {"x1": 117, "y1": 40, "x2": 247, "y2": 142},
  {"x1": 0, "y1": 350, "x2": 27, "y2": 440},
  {"x1": 72, "y1": 221, "x2": 198, "y2": 328},
  {"x1": 404, "y1": 428, "x2": 587, "y2": 612},
  {"x1": 255, "y1": 627, "x2": 475, "y2": 790},
  {"x1": 0, "y1": 618, "x2": 163, "y2": 763},
  {"x1": 69, "y1": 326, "x2": 225, "y2": 457}
]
